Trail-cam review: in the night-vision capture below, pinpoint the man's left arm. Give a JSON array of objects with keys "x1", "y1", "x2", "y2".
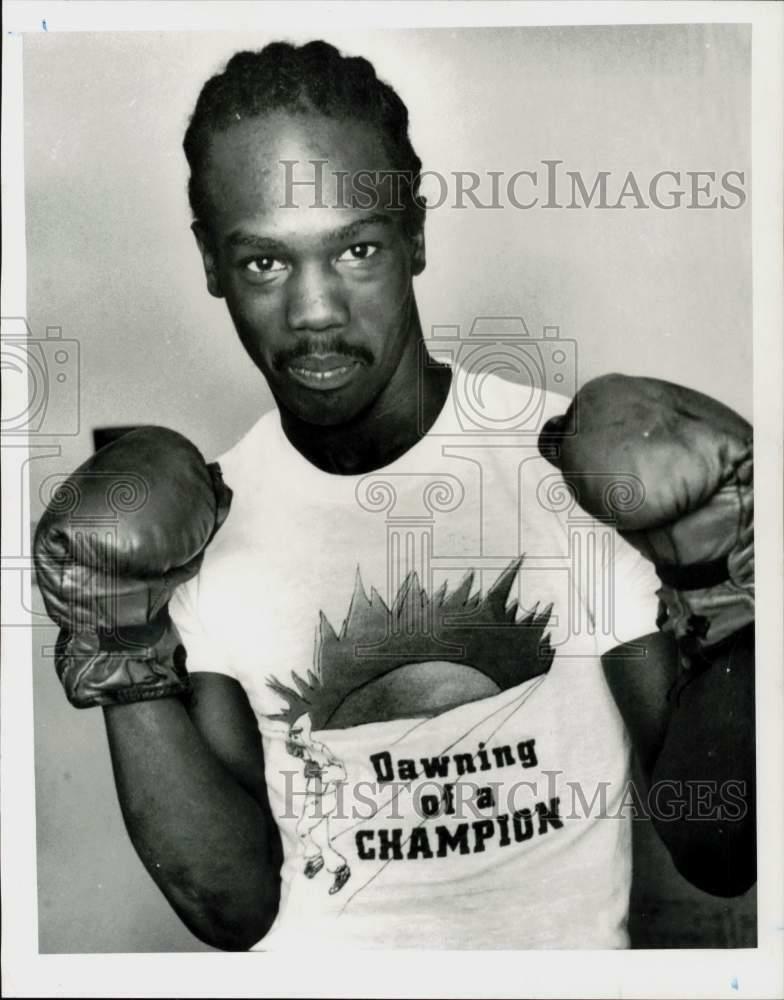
[
  {"x1": 602, "y1": 625, "x2": 755, "y2": 897},
  {"x1": 540, "y1": 373, "x2": 756, "y2": 898}
]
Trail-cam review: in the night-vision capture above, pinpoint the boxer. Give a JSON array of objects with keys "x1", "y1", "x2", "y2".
[{"x1": 34, "y1": 41, "x2": 755, "y2": 950}]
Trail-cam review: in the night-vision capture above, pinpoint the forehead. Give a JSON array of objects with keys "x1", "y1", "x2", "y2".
[{"x1": 202, "y1": 111, "x2": 397, "y2": 235}]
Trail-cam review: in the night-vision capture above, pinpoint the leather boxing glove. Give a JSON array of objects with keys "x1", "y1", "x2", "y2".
[
  {"x1": 538, "y1": 374, "x2": 753, "y2": 658},
  {"x1": 34, "y1": 427, "x2": 232, "y2": 707}
]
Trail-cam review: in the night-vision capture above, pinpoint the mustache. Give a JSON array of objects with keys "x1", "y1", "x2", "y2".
[{"x1": 273, "y1": 336, "x2": 374, "y2": 371}]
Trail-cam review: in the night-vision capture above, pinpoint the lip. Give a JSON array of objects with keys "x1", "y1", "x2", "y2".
[{"x1": 286, "y1": 354, "x2": 362, "y2": 391}]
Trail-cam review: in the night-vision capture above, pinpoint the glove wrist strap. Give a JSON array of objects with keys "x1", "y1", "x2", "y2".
[
  {"x1": 656, "y1": 502, "x2": 754, "y2": 656},
  {"x1": 656, "y1": 579, "x2": 755, "y2": 652},
  {"x1": 56, "y1": 613, "x2": 190, "y2": 709},
  {"x1": 97, "y1": 606, "x2": 172, "y2": 651}
]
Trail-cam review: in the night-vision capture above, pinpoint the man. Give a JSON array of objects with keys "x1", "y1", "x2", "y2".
[{"x1": 34, "y1": 41, "x2": 755, "y2": 951}]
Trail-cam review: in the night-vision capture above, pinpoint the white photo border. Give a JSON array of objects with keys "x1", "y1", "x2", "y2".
[{"x1": 2, "y1": 2, "x2": 782, "y2": 997}]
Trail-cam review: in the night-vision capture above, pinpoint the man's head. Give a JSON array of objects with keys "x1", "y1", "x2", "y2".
[{"x1": 183, "y1": 41, "x2": 427, "y2": 428}]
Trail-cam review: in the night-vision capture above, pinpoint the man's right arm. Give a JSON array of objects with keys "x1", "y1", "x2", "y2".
[
  {"x1": 104, "y1": 672, "x2": 282, "y2": 951},
  {"x1": 33, "y1": 427, "x2": 281, "y2": 949}
]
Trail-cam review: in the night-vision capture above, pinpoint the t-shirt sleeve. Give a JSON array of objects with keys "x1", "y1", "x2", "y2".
[
  {"x1": 595, "y1": 529, "x2": 662, "y2": 656},
  {"x1": 169, "y1": 572, "x2": 238, "y2": 680}
]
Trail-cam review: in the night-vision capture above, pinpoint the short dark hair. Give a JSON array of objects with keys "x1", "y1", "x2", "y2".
[{"x1": 183, "y1": 40, "x2": 424, "y2": 234}]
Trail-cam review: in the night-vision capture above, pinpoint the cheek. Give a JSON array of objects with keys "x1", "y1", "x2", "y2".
[
  {"x1": 350, "y1": 263, "x2": 413, "y2": 341},
  {"x1": 225, "y1": 289, "x2": 284, "y2": 358}
]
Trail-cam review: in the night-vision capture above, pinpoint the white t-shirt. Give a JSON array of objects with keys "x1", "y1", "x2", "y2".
[{"x1": 170, "y1": 369, "x2": 660, "y2": 950}]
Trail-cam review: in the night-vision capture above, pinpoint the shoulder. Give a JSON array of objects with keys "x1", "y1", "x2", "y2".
[
  {"x1": 450, "y1": 365, "x2": 572, "y2": 434},
  {"x1": 213, "y1": 406, "x2": 280, "y2": 488},
  {"x1": 172, "y1": 408, "x2": 279, "y2": 623}
]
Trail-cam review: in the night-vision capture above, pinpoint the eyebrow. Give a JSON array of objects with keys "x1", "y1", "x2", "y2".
[{"x1": 227, "y1": 212, "x2": 395, "y2": 253}]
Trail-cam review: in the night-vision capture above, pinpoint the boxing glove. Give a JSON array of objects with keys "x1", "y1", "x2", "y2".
[
  {"x1": 538, "y1": 374, "x2": 753, "y2": 657},
  {"x1": 34, "y1": 427, "x2": 232, "y2": 707}
]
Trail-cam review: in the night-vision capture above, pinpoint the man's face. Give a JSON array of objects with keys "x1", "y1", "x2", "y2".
[{"x1": 194, "y1": 111, "x2": 425, "y2": 427}]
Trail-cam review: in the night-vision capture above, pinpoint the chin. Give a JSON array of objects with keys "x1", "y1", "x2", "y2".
[
  {"x1": 303, "y1": 403, "x2": 369, "y2": 429},
  {"x1": 278, "y1": 378, "x2": 383, "y2": 429},
  {"x1": 278, "y1": 393, "x2": 367, "y2": 429}
]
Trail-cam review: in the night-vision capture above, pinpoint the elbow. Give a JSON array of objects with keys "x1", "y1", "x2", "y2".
[
  {"x1": 656, "y1": 822, "x2": 757, "y2": 898},
  {"x1": 670, "y1": 850, "x2": 756, "y2": 898},
  {"x1": 182, "y1": 899, "x2": 278, "y2": 952},
  {"x1": 648, "y1": 763, "x2": 757, "y2": 898},
  {"x1": 168, "y1": 875, "x2": 280, "y2": 952},
  {"x1": 194, "y1": 911, "x2": 276, "y2": 952}
]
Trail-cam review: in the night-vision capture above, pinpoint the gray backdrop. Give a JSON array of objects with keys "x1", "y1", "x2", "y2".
[{"x1": 23, "y1": 24, "x2": 755, "y2": 951}]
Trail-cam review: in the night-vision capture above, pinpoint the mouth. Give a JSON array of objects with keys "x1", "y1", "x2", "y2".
[{"x1": 286, "y1": 353, "x2": 363, "y2": 391}]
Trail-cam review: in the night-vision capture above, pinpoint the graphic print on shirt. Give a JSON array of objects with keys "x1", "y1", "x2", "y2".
[
  {"x1": 266, "y1": 557, "x2": 562, "y2": 902},
  {"x1": 284, "y1": 713, "x2": 352, "y2": 896}
]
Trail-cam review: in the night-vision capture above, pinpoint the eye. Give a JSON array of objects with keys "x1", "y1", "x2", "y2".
[
  {"x1": 338, "y1": 243, "x2": 379, "y2": 262},
  {"x1": 245, "y1": 256, "x2": 286, "y2": 274}
]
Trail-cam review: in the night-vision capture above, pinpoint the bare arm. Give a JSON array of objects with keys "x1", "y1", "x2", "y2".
[
  {"x1": 602, "y1": 624, "x2": 756, "y2": 897},
  {"x1": 103, "y1": 672, "x2": 281, "y2": 950}
]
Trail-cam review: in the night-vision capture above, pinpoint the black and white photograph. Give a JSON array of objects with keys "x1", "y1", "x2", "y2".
[{"x1": 2, "y1": 1, "x2": 782, "y2": 997}]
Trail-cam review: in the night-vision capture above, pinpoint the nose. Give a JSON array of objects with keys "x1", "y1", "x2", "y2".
[{"x1": 286, "y1": 261, "x2": 350, "y2": 332}]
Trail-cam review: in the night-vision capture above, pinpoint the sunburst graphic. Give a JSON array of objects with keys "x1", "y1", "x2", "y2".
[{"x1": 267, "y1": 557, "x2": 554, "y2": 730}]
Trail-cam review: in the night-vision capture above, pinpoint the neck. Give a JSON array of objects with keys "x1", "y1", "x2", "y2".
[{"x1": 279, "y1": 323, "x2": 453, "y2": 476}]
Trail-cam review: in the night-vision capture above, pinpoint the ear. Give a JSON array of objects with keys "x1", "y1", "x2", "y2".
[
  {"x1": 409, "y1": 225, "x2": 426, "y2": 277},
  {"x1": 191, "y1": 221, "x2": 224, "y2": 299}
]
